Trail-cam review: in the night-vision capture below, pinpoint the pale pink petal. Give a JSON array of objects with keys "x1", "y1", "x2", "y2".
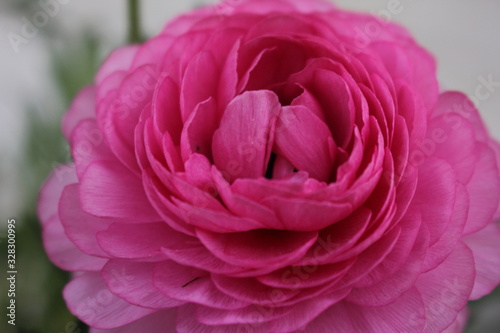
[
  {"x1": 43, "y1": 217, "x2": 107, "y2": 271},
  {"x1": 96, "y1": 222, "x2": 170, "y2": 261},
  {"x1": 70, "y1": 119, "x2": 115, "y2": 178},
  {"x1": 79, "y1": 161, "x2": 160, "y2": 222},
  {"x1": 96, "y1": 46, "x2": 140, "y2": 84},
  {"x1": 62, "y1": 86, "x2": 97, "y2": 139},
  {"x1": 463, "y1": 223, "x2": 500, "y2": 300},
  {"x1": 101, "y1": 260, "x2": 184, "y2": 309},
  {"x1": 37, "y1": 164, "x2": 78, "y2": 225},
  {"x1": 416, "y1": 242, "x2": 475, "y2": 333},
  {"x1": 462, "y1": 143, "x2": 500, "y2": 234},
  {"x1": 89, "y1": 310, "x2": 176, "y2": 333},
  {"x1": 59, "y1": 184, "x2": 114, "y2": 257},
  {"x1": 63, "y1": 272, "x2": 156, "y2": 329}
]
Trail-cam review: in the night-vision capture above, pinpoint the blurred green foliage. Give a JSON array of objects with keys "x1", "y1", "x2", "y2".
[{"x1": 1, "y1": 30, "x2": 102, "y2": 333}]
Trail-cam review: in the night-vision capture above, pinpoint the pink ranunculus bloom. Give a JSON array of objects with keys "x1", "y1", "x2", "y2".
[{"x1": 38, "y1": 0, "x2": 500, "y2": 332}]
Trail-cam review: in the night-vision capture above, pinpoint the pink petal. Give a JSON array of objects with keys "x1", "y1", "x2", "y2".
[
  {"x1": 180, "y1": 97, "x2": 219, "y2": 161},
  {"x1": 89, "y1": 310, "x2": 176, "y2": 333},
  {"x1": 422, "y1": 183, "x2": 468, "y2": 272},
  {"x1": 38, "y1": 164, "x2": 78, "y2": 225},
  {"x1": 463, "y1": 143, "x2": 500, "y2": 234},
  {"x1": 212, "y1": 90, "x2": 281, "y2": 182},
  {"x1": 63, "y1": 272, "x2": 156, "y2": 329},
  {"x1": 96, "y1": 222, "x2": 171, "y2": 260},
  {"x1": 411, "y1": 157, "x2": 456, "y2": 245},
  {"x1": 260, "y1": 195, "x2": 352, "y2": 231},
  {"x1": 296, "y1": 207, "x2": 371, "y2": 266},
  {"x1": 79, "y1": 161, "x2": 160, "y2": 222},
  {"x1": 416, "y1": 242, "x2": 475, "y2": 333},
  {"x1": 96, "y1": 46, "x2": 140, "y2": 84},
  {"x1": 211, "y1": 275, "x2": 299, "y2": 306},
  {"x1": 346, "y1": 222, "x2": 428, "y2": 307},
  {"x1": 176, "y1": 304, "x2": 268, "y2": 333},
  {"x1": 463, "y1": 223, "x2": 500, "y2": 300},
  {"x1": 442, "y1": 307, "x2": 469, "y2": 333},
  {"x1": 101, "y1": 260, "x2": 183, "y2": 309},
  {"x1": 153, "y1": 261, "x2": 249, "y2": 310},
  {"x1": 274, "y1": 105, "x2": 335, "y2": 181},
  {"x1": 97, "y1": 65, "x2": 158, "y2": 172},
  {"x1": 152, "y1": 75, "x2": 182, "y2": 144},
  {"x1": 43, "y1": 216, "x2": 106, "y2": 271},
  {"x1": 59, "y1": 184, "x2": 114, "y2": 257},
  {"x1": 70, "y1": 119, "x2": 115, "y2": 178},
  {"x1": 195, "y1": 303, "x2": 293, "y2": 326},
  {"x1": 196, "y1": 228, "x2": 318, "y2": 269},
  {"x1": 352, "y1": 211, "x2": 423, "y2": 288},
  {"x1": 305, "y1": 287, "x2": 426, "y2": 333},
  {"x1": 427, "y1": 114, "x2": 477, "y2": 184},
  {"x1": 180, "y1": 51, "x2": 219, "y2": 121}
]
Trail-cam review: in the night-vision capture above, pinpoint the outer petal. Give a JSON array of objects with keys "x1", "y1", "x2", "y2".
[
  {"x1": 463, "y1": 223, "x2": 500, "y2": 300},
  {"x1": 416, "y1": 242, "x2": 475, "y2": 333},
  {"x1": 305, "y1": 287, "x2": 426, "y2": 333},
  {"x1": 63, "y1": 272, "x2": 157, "y2": 329},
  {"x1": 89, "y1": 310, "x2": 176, "y2": 333}
]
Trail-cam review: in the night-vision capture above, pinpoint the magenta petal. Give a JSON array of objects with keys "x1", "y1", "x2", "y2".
[
  {"x1": 89, "y1": 310, "x2": 176, "y2": 333},
  {"x1": 416, "y1": 242, "x2": 475, "y2": 333},
  {"x1": 352, "y1": 212, "x2": 423, "y2": 288},
  {"x1": 274, "y1": 105, "x2": 335, "y2": 181},
  {"x1": 305, "y1": 287, "x2": 426, "y2": 333},
  {"x1": 153, "y1": 261, "x2": 249, "y2": 310},
  {"x1": 422, "y1": 183, "x2": 468, "y2": 272},
  {"x1": 261, "y1": 196, "x2": 352, "y2": 231},
  {"x1": 463, "y1": 143, "x2": 500, "y2": 234},
  {"x1": 152, "y1": 75, "x2": 182, "y2": 143},
  {"x1": 97, "y1": 65, "x2": 157, "y2": 172},
  {"x1": 176, "y1": 304, "x2": 268, "y2": 333},
  {"x1": 442, "y1": 307, "x2": 469, "y2": 333},
  {"x1": 463, "y1": 223, "x2": 500, "y2": 300},
  {"x1": 211, "y1": 275, "x2": 299, "y2": 306},
  {"x1": 212, "y1": 90, "x2": 281, "y2": 182},
  {"x1": 63, "y1": 272, "x2": 156, "y2": 329},
  {"x1": 411, "y1": 157, "x2": 456, "y2": 245},
  {"x1": 181, "y1": 97, "x2": 219, "y2": 161},
  {"x1": 346, "y1": 223, "x2": 428, "y2": 307},
  {"x1": 195, "y1": 303, "x2": 293, "y2": 326},
  {"x1": 266, "y1": 290, "x2": 352, "y2": 332},
  {"x1": 96, "y1": 222, "x2": 171, "y2": 260},
  {"x1": 180, "y1": 51, "x2": 219, "y2": 121},
  {"x1": 79, "y1": 161, "x2": 160, "y2": 222},
  {"x1": 197, "y1": 228, "x2": 318, "y2": 269},
  {"x1": 101, "y1": 260, "x2": 184, "y2": 309}
]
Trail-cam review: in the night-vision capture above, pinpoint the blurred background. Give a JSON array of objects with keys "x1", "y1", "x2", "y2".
[{"x1": 0, "y1": 0, "x2": 499, "y2": 332}]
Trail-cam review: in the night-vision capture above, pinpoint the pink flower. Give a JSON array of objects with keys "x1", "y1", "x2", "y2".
[{"x1": 38, "y1": 0, "x2": 500, "y2": 332}]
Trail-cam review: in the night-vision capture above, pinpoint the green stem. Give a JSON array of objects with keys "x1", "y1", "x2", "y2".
[{"x1": 128, "y1": 0, "x2": 141, "y2": 43}]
